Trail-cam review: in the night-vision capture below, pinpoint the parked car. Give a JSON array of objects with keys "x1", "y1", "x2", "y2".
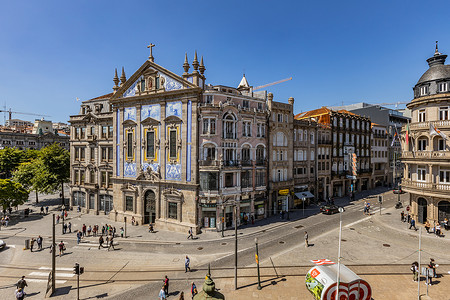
[
  {"x1": 0, "y1": 240, "x2": 5, "y2": 250},
  {"x1": 393, "y1": 187, "x2": 405, "y2": 194},
  {"x1": 319, "y1": 205, "x2": 344, "y2": 215}
]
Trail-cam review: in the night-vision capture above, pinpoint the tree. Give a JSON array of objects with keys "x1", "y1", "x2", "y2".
[
  {"x1": 38, "y1": 143, "x2": 70, "y2": 205},
  {"x1": 0, "y1": 147, "x2": 24, "y2": 178},
  {"x1": 0, "y1": 179, "x2": 29, "y2": 210},
  {"x1": 13, "y1": 162, "x2": 43, "y2": 203}
]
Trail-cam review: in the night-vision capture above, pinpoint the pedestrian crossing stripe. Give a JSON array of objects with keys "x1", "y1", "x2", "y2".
[
  {"x1": 29, "y1": 272, "x2": 74, "y2": 278},
  {"x1": 39, "y1": 267, "x2": 73, "y2": 271},
  {"x1": 26, "y1": 279, "x2": 66, "y2": 284}
]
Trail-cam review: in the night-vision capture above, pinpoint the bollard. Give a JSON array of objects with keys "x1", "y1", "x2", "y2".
[{"x1": 24, "y1": 239, "x2": 30, "y2": 250}]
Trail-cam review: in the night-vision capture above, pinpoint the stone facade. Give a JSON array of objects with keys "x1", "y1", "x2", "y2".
[
  {"x1": 402, "y1": 46, "x2": 450, "y2": 224},
  {"x1": 0, "y1": 131, "x2": 69, "y2": 151},
  {"x1": 371, "y1": 124, "x2": 389, "y2": 187}
]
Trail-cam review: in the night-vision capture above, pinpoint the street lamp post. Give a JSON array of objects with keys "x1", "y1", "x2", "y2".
[
  {"x1": 336, "y1": 207, "x2": 344, "y2": 300},
  {"x1": 222, "y1": 205, "x2": 225, "y2": 238},
  {"x1": 255, "y1": 237, "x2": 262, "y2": 290}
]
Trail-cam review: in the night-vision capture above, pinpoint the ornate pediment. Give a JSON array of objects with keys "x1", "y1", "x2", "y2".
[
  {"x1": 82, "y1": 112, "x2": 98, "y2": 123},
  {"x1": 122, "y1": 119, "x2": 137, "y2": 127},
  {"x1": 136, "y1": 165, "x2": 161, "y2": 182},
  {"x1": 141, "y1": 117, "x2": 160, "y2": 126},
  {"x1": 163, "y1": 187, "x2": 184, "y2": 202},
  {"x1": 164, "y1": 115, "x2": 183, "y2": 124},
  {"x1": 121, "y1": 182, "x2": 138, "y2": 192}
]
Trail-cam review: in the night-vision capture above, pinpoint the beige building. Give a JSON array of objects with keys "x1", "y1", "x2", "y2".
[
  {"x1": 69, "y1": 94, "x2": 114, "y2": 215},
  {"x1": 402, "y1": 46, "x2": 450, "y2": 223},
  {"x1": 371, "y1": 123, "x2": 389, "y2": 187}
]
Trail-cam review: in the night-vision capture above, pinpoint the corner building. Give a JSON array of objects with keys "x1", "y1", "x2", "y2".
[{"x1": 402, "y1": 46, "x2": 450, "y2": 223}]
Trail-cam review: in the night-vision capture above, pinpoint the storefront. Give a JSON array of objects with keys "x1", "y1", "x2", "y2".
[
  {"x1": 294, "y1": 191, "x2": 314, "y2": 207},
  {"x1": 201, "y1": 204, "x2": 217, "y2": 229},
  {"x1": 277, "y1": 189, "x2": 290, "y2": 213},
  {"x1": 254, "y1": 197, "x2": 265, "y2": 220},
  {"x1": 239, "y1": 196, "x2": 251, "y2": 224}
]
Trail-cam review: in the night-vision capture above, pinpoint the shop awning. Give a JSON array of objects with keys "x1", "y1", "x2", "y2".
[{"x1": 295, "y1": 191, "x2": 314, "y2": 199}]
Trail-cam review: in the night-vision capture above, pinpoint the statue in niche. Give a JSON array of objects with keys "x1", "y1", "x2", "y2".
[{"x1": 147, "y1": 77, "x2": 153, "y2": 90}]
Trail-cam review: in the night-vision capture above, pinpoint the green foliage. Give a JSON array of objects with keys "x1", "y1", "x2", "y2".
[
  {"x1": 0, "y1": 179, "x2": 29, "y2": 209},
  {"x1": 39, "y1": 143, "x2": 70, "y2": 187},
  {"x1": 0, "y1": 147, "x2": 25, "y2": 178}
]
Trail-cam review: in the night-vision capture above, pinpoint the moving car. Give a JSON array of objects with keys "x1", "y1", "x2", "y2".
[
  {"x1": 319, "y1": 205, "x2": 344, "y2": 215},
  {"x1": 393, "y1": 187, "x2": 405, "y2": 194},
  {"x1": 0, "y1": 240, "x2": 5, "y2": 250}
]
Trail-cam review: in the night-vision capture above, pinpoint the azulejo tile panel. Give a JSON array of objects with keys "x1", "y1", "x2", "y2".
[
  {"x1": 123, "y1": 76, "x2": 143, "y2": 98},
  {"x1": 124, "y1": 162, "x2": 137, "y2": 177},
  {"x1": 141, "y1": 104, "x2": 161, "y2": 121},
  {"x1": 124, "y1": 107, "x2": 136, "y2": 121},
  {"x1": 166, "y1": 163, "x2": 181, "y2": 181},
  {"x1": 142, "y1": 163, "x2": 160, "y2": 172},
  {"x1": 166, "y1": 101, "x2": 182, "y2": 118},
  {"x1": 160, "y1": 74, "x2": 183, "y2": 91}
]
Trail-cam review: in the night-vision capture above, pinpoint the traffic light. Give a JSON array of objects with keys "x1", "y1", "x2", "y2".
[
  {"x1": 73, "y1": 263, "x2": 80, "y2": 275},
  {"x1": 79, "y1": 267, "x2": 84, "y2": 275},
  {"x1": 378, "y1": 196, "x2": 382, "y2": 203}
]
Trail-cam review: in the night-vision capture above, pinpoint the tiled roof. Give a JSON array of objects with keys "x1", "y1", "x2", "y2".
[
  {"x1": 87, "y1": 93, "x2": 113, "y2": 101},
  {"x1": 294, "y1": 107, "x2": 331, "y2": 120}
]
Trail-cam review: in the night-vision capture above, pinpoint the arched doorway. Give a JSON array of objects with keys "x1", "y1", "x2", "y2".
[
  {"x1": 144, "y1": 190, "x2": 156, "y2": 224},
  {"x1": 417, "y1": 197, "x2": 427, "y2": 224},
  {"x1": 438, "y1": 201, "x2": 450, "y2": 222}
]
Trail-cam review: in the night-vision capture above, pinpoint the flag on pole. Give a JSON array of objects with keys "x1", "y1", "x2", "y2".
[
  {"x1": 405, "y1": 121, "x2": 410, "y2": 146},
  {"x1": 430, "y1": 123, "x2": 448, "y2": 139},
  {"x1": 311, "y1": 259, "x2": 335, "y2": 265},
  {"x1": 391, "y1": 131, "x2": 398, "y2": 147}
]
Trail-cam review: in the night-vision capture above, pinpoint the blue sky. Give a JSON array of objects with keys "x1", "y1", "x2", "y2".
[{"x1": 0, "y1": 0, "x2": 449, "y2": 124}]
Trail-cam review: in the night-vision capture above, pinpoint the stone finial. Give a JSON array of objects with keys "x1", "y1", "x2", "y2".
[
  {"x1": 113, "y1": 68, "x2": 119, "y2": 92},
  {"x1": 288, "y1": 97, "x2": 294, "y2": 105},
  {"x1": 268, "y1": 92, "x2": 273, "y2": 102},
  {"x1": 192, "y1": 50, "x2": 199, "y2": 73},
  {"x1": 435, "y1": 41, "x2": 441, "y2": 56},
  {"x1": 183, "y1": 53, "x2": 190, "y2": 75},
  {"x1": 120, "y1": 67, "x2": 126, "y2": 85},
  {"x1": 199, "y1": 56, "x2": 205, "y2": 75}
]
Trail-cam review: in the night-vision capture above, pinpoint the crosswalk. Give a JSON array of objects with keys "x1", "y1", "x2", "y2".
[{"x1": 25, "y1": 267, "x2": 74, "y2": 284}]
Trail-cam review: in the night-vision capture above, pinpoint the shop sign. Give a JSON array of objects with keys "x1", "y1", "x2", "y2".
[{"x1": 279, "y1": 189, "x2": 289, "y2": 195}]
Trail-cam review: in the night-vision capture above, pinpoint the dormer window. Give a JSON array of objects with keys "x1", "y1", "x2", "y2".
[
  {"x1": 420, "y1": 85, "x2": 429, "y2": 96},
  {"x1": 439, "y1": 82, "x2": 448, "y2": 93},
  {"x1": 242, "y1": 100, "x2": 249, "y2": 109}
]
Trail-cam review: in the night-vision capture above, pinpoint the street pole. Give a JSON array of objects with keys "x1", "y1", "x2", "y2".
[
  {"x1": 124, "y1": 216, "x2": 127, "y2": 238},
  {"x1": 222, "y1": 205, "x2": 225, "y2": 238},
  {"x1": 52, "y1": 214, "x2": 56, "y2": 295},
  {"x1": 336, "y1": 208, "x2": 344, "y2": 300},
  {"x1": 255, "y1": 238, "x2": 262, "y2": 290},
  {"x1": 61, "y1": 213, "x2": 65, "y2": 235},
  {"x1": 302, "y1": 198, "x2": 305, "y2": 216},
  {"x1": 234, "y1": 204, "x2": 238, "y2": 290},
  {"x1": 417, "y1": 227, "x2": 421, "y2": 300}
]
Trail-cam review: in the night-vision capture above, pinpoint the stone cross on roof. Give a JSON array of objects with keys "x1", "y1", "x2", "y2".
[{"x1": 147, "y1": 43, "x2": 155, "y2": 62}]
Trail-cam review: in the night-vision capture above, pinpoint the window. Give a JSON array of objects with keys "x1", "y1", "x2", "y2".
[
  {"x1": 90, "y1": 147, "x2": 95, "y2": 161},
  {"x1": 125, "y1": 196, "x2": 133, "y2": 211},
  {"x1": 168, "y1": 202, "x2": 177, "y2": 219},
  {"x1": 80, "y1": 148, "x2": 85, "y2": 161},
  {"x1": 439, "y1": 82, "x2": 448, "y2": 93},
  {"x1": 90, "y1": 170, "x2": 95, "y2": 184},
  {"x1": 333, "y1": 118, "x2": 337, "y2": 127},
  {"x1": 440, "y1": 107, "x2": 449, "y2": 120},
  {"x1": 81, "y1": 127, "x2": 86, "y2": 139},
  {"x1": 225, "y1": 173, "x2": 234, "y2": 187},
  {"x1": 204, "y1": 145, "x2": 216, "y2": 161},
  {"x1": 311, "y1": 150, "x2": 314, "y2": 160},
  {"x1": 311, "y1": 132, "x2": 314, "y2": 144},
  {"x1": 256, "y1": 170, "x2": 265, "y2": 186},
  {"x1": 146, "y1": 131, "x2": 155, "y2": 159},
  {"x1": 257, "y1": 123, "x2": 265, "y2": 137},
  {"x1": 346, "y1": 119, "x2": 349, "y2": 128},
  {"x1": 169, "y1": 129, "x2": 177, "y2": 159},
  {"x1": 107, "y1": 172, "x2": 112, "y2": 188},
  {"x1": 243, "y1": 122, "x2": 252, "y2": 137},
  {"x1": 101, "y1": 147, "x2": 107, "y2": 161},
  {"x1": 205, "y1": 95, "x2": 213, "y2": 104},
  {"x1": 277, "y1": 113, "x2": 283, "y2": 122},
  {"x1": 200, "y1": 172, "x2": 218, "y2": 190},
  {"x1": 108, "y1": 126, "x2": 113, "y2": 138},
  {"x1": 417, "y1": 167, "x2": 426, "y2": 182},
  {"x1": 242, "y1": 147, "x2": 251, "y2": 161},
  {"x1": 299, "y1": 130, "x2": 303, "y2": 141},
  {"x1": 102, "y1": 126, "x2": 107, "y2": 138},
  {"x1": 256, "y1": 146, "x2": 265, "y2": 161},
  {"x1": 420, "y1": 85, "x2": 429, "y2": 96},
  {"x1": 224, "y1": 113, "x2": 236, "y2": 139},
  {"x1": 438, "y1": 139, "x2": 446, "y2": 151},
  {"x1": 126, "y1": 131, "x2": 133, "y2": 160},
  {"x1": 242, "y1": 100, "x2": 249, "y2": 109},
  {"x1": 241, "y1": 170, "x2": 252, "y2": 188},
  {"x1": 440, "y1": 169, "x2": 450, "y2": 183},
  {"x1": 257, "y1": 103, "x2": 263, "y2": 111},
  {"x1": 418, "y1": 109, "x2": 426, "y2": 122},
  {"x1": 80, "y1": 170, "x2": 85, "y2": 184},
  {"x1": 101, "y1": 171, "x2": 107, "y2": 187},
  {"x1": 203, "y1": 118, "x2": 216, "y2": 135},
  {"x1": 294, "y1": 129, "x2": 297, "y2": 141},
  {"x1": 418, "y1": 139, "x2": 427, "y2": 151}
]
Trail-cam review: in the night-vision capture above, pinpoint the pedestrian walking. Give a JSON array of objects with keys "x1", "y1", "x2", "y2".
[
  {"x1": 77, "y1": 231, "x2": 82, "y2": 244},
  {"x1": 131, "y1": 216, "x2": 135, "y2": 226},
  {"x1": 113, "y1": 227, "x2": 116, "y2": 237},
  {"x1": 63, "y1": 223, "x2": 67, "y2": 234},
  {"x1": 411, "y1": 261, "x2": 419, "y2": 282},
  {"x1": 407, "y1": 213, "x2": 411, "y2": 224},
  {"x1": 179, "y1": 291, "x2": 184, "y2": 300},
  {"x1": 87, "y1": 225, "x2": 92, "y2": 236},
  {"x1": 159, "y1": 286, "x2": 166, "y2": 300},
  {"x1": 120, "y1": 227, "x2": 124, "y2": 237},
  {"x1": 409, "y1": 218, "x2": 417, "y2": 230},
  {"x1": 37, "y1": 236, "x2": 43, "y2": 250},
  {"x1": 304, "y1": 231, "x2": 309, "y2": 247},
  {"x1": 16, "y1": 276, "x2": 27, "y2": 292},
  {"x1": 30, "y1": 238, "x2": 35, "y2": 252},
  {"x1": 425, "y1": 221, "x2": 430, "y2": 233},
  {"x1": 93, "y1": 225, "x2": 97, "y2": 237},
  {"x1": 82, "y1": 224, "x2": 86, "y2": 237},
  {"x1": 15, "y1": 287, "x2": 25, "y2": 300},
  {"x1": 108, "y1": 236, "x2": 115, "y2": 251},
  {"x1": 56, "y1": 215, "x2": 60, "y2": 224},
  {"x1": 102, "y1": 225, "x2": 105, "y2": 235},
  {"x1": 401, "y1": 211, "x2": 404, "y2": 222},
  {"x1": 429, "y1": 258, "x2": 438, "y2": 278},
  {"x1": 163, "y1": 275, "x2": 169, "y2": 295},
  {"x1": 98, "y1": 236, "x2": 104, "y2": 249},
  {"x1": 187, "y1": 227, "x2": 194, "y2": 240},
  {"x1": 40, "y1": 207, "x2": 44, "y2": 215},
  {"x1": 45, "y1": 206, "x2": 49, "y2": 214},
  {"x1": 58, "y1": 241, "x2": 65, "y2": 257},
  {"x1": 436, "y1": 224, "x2": 441, "y2": 237},
  {"x1": 191, "y1": 282, "x2": 198, "y2": 299},
  {"x1": 68, "y1": 222, "x2": 72, "y2": 233},
  {"x1": 185, "y1": 255, "x2": 191, "y2": 272}
]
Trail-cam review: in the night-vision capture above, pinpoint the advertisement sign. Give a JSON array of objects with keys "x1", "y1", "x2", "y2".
[
  {"x1": 279, "y1": 189, "x2": 290, "y2": 195},
  {"x1": 305, "y1": 262, "x2": 371, "y2": 300}
]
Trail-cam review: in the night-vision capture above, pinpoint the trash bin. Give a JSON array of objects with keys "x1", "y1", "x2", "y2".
[
  {"x1": 24, "y1": 208, "x2": 29, "y2": 217},
  {"x1": 24, "y1": 239, "x2": 30, "y2": 250}
]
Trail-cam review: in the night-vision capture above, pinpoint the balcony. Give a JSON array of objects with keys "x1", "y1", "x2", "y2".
[
  {"x1": 331, "y1": 171, "x2": 348, "y2": 178},
  {"x1": 223, "y1": 160, "x2": 240, "y2": 167},
  {"x1": 224, "y1": 133, "x2": 237, "y2": 139},
  {"x1": 241, "y1": 160, "x2": 253, "y2": 167},
  {"x1": 407, "y1": 120, "x2": 450, "y2": 132},
  {"x1": 199, "y1": 160, "x2": 220, "y2": 167},
  {"x1": 255, "y1": 159, "x2": 267, "y2": 166},
  {"x1": 403, "y1": 179, "x2": 450, "y2": 192},
  {"x1": 373, "y1": 169, "x2": 385, "y2": 175},
  {"x1": 402, "y1": 151, "x2": 450, "y2": 160},
  {"x1": 318, "y1": 140, "x2": 332, "y2": 145}
]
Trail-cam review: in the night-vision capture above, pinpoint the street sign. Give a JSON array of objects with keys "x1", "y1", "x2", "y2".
[
  {"x1": 346, "y1": 175, "x2": 356, "y2": 180},
  {"x1": 279, "y1": 189, "x2": 289, "y2": 195}
]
